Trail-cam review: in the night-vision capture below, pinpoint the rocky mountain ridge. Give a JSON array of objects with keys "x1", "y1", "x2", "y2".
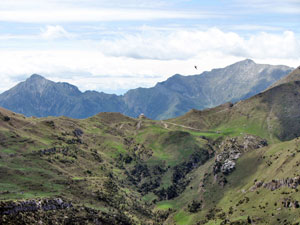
[{"x1": 0, "y1": 59, "x2": 293, "y2": 119}]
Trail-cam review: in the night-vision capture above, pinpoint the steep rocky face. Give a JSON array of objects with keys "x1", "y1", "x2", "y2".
[{"x1": 0, "y1": 60, "x2": 292, "y2": 119}]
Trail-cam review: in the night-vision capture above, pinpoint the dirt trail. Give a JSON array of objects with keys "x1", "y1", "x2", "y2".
[
  {"x1": 160, "y1": 121, "x2": 169, "y2": 129},
  {"x1": 19, "y1": 121, "x2": 37, "y2": 130},
  {"x1": 136, "y1": 120, "x2": 142, "y2": 130},
  {"x1": 161, "y1": 121, "x2": 216, "y2": 133}
]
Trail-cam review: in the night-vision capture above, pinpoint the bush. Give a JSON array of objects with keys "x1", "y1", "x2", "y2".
[
  {"x1": 3, "y1": 116, "x2": 10, "y2": 121},
  {"x1": 188, "y1": 200, "x2": 202, "y2": 213}
]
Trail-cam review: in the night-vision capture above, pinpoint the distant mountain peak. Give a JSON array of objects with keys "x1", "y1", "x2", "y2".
[
  {"x1": 0, "y1": 60, "x2": 293, "y2": 119},
  {"x1": 24, "y1": 74, "x2": 52, "y2": 87},
  {"x1": 27, "y1": 74, "x2": 47, "y2": 81},
  {"x1": 243, "y1": 59, "x2": 255, "y2": 63},
  {"x1": 235, "y1": 59, "x2": 255, "y2": 66}
]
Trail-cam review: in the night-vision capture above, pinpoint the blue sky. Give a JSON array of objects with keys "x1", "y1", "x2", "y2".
[{"x1": 0, "y1": 0, "x2": 299, "y2": 94}]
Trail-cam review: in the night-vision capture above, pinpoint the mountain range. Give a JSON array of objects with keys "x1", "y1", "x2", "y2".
[
  {"x1": 0, "y1": 59, "x2": 293, "y2": 120},
  {"x1": 1, "y1": 65, "x2": 300, "y2": 224}
]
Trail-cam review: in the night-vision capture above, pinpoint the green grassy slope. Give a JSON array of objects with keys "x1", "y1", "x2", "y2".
[
  {"x1": 156, "y1": 68, "x2": 300, "y2": 224},
  {"x1": 172, "y1": 80, "x2": 300, "y2": 143},
  {"x1": 0, "y1": 108, "x2": 214, "y2": 224},
  {"x1": 158, "y1": 138, "x2": 300, "y2": 225},
  {"x1": 1, "y1": 67, "x2": 300, "y2": 224},
  {"x1": 2, "y1": 104, "x2": 300, "y2": 224}
]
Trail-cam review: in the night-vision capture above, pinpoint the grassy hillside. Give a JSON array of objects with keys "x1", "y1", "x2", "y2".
[
  {"x1": 153, "y1": 137, "x2": 300, "y2": 225},
  {"x1": 1, "y1": 104, "x2": 300, "y2": 224},
  {"x1": 1, "y1": 67, "x2": 300, "y2": 224},
  {"x1": 172, "y1": 79, "x2": 300, "y2": 143},
  {"x1": 0, "y1": 108, "x2": 216, "y2": 224}
]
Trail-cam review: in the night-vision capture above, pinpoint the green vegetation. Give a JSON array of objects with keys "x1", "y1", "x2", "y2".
[
  {"x1": 156, "y1": 202, "x2": 174, "y2": 210},
  {"x1": 2, "y1": 71, "x2": 300, "y2": 224},
  {"x1": 174, "y1": 211, "x2": 193, "y2": 225},
  {"x1": 0, "y1": 110, "x2": 212, "y2": 224}
]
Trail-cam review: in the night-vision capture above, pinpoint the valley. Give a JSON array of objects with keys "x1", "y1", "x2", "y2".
[
  {"x1": 0, "y1": 0, "x2": 299, "y2": 223},
  {"x1": 1, "y1": 67, "x2": 300, "y2": 224}
]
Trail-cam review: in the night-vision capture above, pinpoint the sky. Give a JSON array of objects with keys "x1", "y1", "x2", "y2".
[{"x1": 0, "y1": 0, "x2": 299, "y2": 94}]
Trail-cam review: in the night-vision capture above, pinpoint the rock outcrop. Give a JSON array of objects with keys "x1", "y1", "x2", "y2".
[
  {"x1": 282, "y1": 198, "x2": 300, "y2": 209},
  {"x1": 214, "y1": 135, "x2": 267, "y2": 176},
  {"x1": 0, "y1": 200, "x2": 133, "y2": 225},
  {"x1": 73, "y1": 128, "x2": 84, "y2": 137},
  {"x1": 251, "y1": 177, "x2": 300, "y2": 191},
  {"x1": 0, "y1": 198, "x2": 72, "y2": 215},
  {"x1": 213, "y1": 135, "x2": 267, "y2": 186}
]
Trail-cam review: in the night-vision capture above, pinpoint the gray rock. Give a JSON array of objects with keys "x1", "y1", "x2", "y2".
[
  {"x1": 213, "y1": 135, "x2": 267, "y2": 177},
  {"x1": 221, "y1": 159, "x2": 236, "y2": 174}
]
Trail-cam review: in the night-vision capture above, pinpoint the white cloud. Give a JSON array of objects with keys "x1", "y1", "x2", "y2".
[
  {"x1": 0, "y1": 28, "x2": 299, "y2": 94},
  {"x1": 0, "y1": 8, "x2": 214, "y2": 23},
  {"x1": 245, "y1": 31, "x2": 300, "y2": 58},
  {"x1": 40, "y1": 25, "x2": 73, "y2": 40},
  {"x1": 0, "y1": 49, "x2": 244, "y2": 94},
  {"x1": 0, "y1": 0, "x2": 210, "y2": 23},
  {"x1": 0, "y1": 25, "x2": 72, "y2": 41},
  {"x1": 98, "y1": 28, "x2": 300, "y2": 60},
  {"x1": 229, "y1": 25, "x2": 283, "y2": 32}
]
